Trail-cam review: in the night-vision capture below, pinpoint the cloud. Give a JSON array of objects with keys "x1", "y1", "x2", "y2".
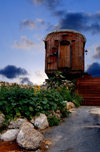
[
  {"x1": 20, "y1": 77, "x2": 33, "y2": 85},
  {"x1": 35, "y1": 71, "x2": 44, "y2": 77},
  {"x1": 54, "y1": 10, "x2": 66, "y2": 17},
  {"x1": 0, "y1": 65, "x2": 28, "y2": 79},
  {"x1": 32, "y1": 0, "x2": 45, "y2": 5},
  {"x1": 28, "y1": 0, "x2": 60, "y2": 9},
  {"x1": 92, "y1": 46, "x2": 100, "y2": 59},
  {"x1": 36, "y1": 18, "x2": 45, "y2": 26},
  {"x1": 33, "y1": 70, "x2": 48, "y2": 84},
  {"x1": 87, "y1": 62, "x2": 100, "y2": 77},
  {"x1": 12, "y1": 36, "x2": 35, "y2": 50},
  {"x1": 20, "y1": 19, "x2": 38, "y2": 30},
  {"x1": 52, "y1": 11, "x2": 100, "y2": 34}
]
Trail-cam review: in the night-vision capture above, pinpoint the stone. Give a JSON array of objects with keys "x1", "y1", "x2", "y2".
[
  {"x1": 21, "y1": 150, "x2": 41, "y2": 152},
  {"x1": 64, "y1": 101, "x2": 75, "y2": 110},
  {"x1": 8, "y1": 118, "x2": 27, "y2": 129},
  {"x1": 43, "y1": 140, "x2": 52, "y2": 146},
  {"x1": 0, "y1": 129, "x2": 19, "y2": 141},
  {"x1": 90, "y1": 108, "x2": 100, "y2": 115},
  {"x1": 0, "y1": 113, "x2": 5, "y2": 127},
  {"x1": 32, "y1": 113, "x2": 49, "y2": 130},
  {"x1": 17, "y1": 122, "x2": 44, "y2": 150},
  {"x1": 31, "y1": 117, "x2": 35, "y2": 124},
  {"x1": 49, "y1": 110, "x2": 61, "y2": 119},
  {"x1": 54, "y1": 110, "x2": 61, "y2": 119},
  {"x1": 67, "y1": 102, "x2": 75, "y2": 110}
]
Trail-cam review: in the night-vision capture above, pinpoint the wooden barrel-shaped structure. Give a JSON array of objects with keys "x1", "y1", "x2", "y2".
[{"x1": 44, "y1": 30, "x2": 86, "y2": 79}]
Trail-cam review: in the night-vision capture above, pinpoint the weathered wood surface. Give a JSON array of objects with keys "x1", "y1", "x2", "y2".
[
  {"x1": 76, "y1": 76, "x2": 100, "y2": 105},
  {"x1": 45, "y1": 30, "x2": 86, "y2": 77},
  {"x1": 58, "y1": 43, "x2": 71, "y2": 68}
]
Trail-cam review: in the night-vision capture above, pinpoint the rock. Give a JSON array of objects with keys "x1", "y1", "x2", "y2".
[
  {"x1": 35, "y1": 150, "x2": 41, "y2": 152},
  {"x1": 0, "y1": 129, "x2": 19, "y2": 141},
  {"x1": 0, "y1": 113, "x2": 5, "y2": 127},
  {"x1": 17, "y1": 122, "x2": 44, "y2": 150},
  {"x1": 41, "y1": 140, "x2": 52, "y2": 151},
  {"x1": 31, "y1": 113, "x2": 49, "y2": 130},
  {"x1": 8, "y1": 118, "x2": 27, "y2": 129},
  {"x1": 23, "y1": 150, "x2": 41, "y2": 152},
  {"x1": 64, "y1": 101, "x2": 75, "y2": 110},
  {"x1": 43, "y1": 140, "x2": 52, "y2": 146},
  {"x1": 49, "y1": 110, "x2": 61, "y2": 119},
  {"x1": 67, "y1": 102, "x2": 75, "y2": 110},
  {"x1": 31, "y1": 117, "x2": 35, "y2": 124},
  {"x1": 54, "y1": 110, "x2": 61, "y2": 119},
  {"x1": 90, "y1": 108, "x2": 100, "y2": 115}
]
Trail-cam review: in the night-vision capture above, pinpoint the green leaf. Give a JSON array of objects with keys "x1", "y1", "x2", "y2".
[{"x1": 29, "y1": 106, "x2": 33, "y2": 112}]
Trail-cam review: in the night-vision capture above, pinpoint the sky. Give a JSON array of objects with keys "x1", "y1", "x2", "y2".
[{"x1": 0, "y1": 0, "x2": 100, "y2": 85}]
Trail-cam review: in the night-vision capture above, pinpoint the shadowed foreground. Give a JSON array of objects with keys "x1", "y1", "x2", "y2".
[{"x1": 44, "y1": 106, "x2": 100, "y2": 152}]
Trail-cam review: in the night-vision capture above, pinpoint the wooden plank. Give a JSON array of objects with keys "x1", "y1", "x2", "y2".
[
  {"x1": 76, "y1": 77, "x2": 100, "y2": 106},
  {"x1": 47, "y1": 48, "x2": 58, "y2": 70},
  {"x1": 58, "y1": 43, "x2": 71, "y2": 68}
]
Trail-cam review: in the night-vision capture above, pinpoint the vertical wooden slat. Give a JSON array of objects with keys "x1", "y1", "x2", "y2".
[
  {"x1": 45, "y1": 31, "x2": 86, "y2": 76},
  {"x1": 76, "y1": 76, "x2": 100, "y2": 105},
  {"x1": 58, "y1": 43, "x2": 71, "y2": 68}
]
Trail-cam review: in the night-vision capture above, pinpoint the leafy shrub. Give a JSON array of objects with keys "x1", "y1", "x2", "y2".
[
  {"x1": 48, "y1": 116, "x2": 60, "y2": 127},
  {"x1": 72, "y1": 93, "x2": 83, "y2": 107},
  {"x1": 0, "y1": 85, "x2": 69, "y2": 125},
  {"x1": 0, "y1": 73, "x2": 82, "y2": 127},
  {"x1": 0, "y1": 86, "x2": 35, "y2": 120},
  {"x1": 58, "y1": 87, "x2": 72, "y2": 101},
  {"x1": 45, "y1": 71, "x2": 65, "y2": 89}
]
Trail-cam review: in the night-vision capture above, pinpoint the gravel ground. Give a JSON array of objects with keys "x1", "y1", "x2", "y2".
[{"x1": 43, "y1": 106, "x2": 100, "y2": 152}]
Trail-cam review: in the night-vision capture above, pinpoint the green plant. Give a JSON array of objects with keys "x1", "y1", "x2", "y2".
[
  {"x1": 58, "y1": 86, "x2": 72, "y2": 101},
  {"x1": 46, "y1": 71, "x2": 65, "y2": 89},
  {"x1": 72, "y1": 93, "x2": 83, "y2": 107},
  {"x1": 0, "y1": 85, "x2": 35, "y2": 120},
  {"x1": 48, "y1": 116, "x2": 60, "y2": 127},
  {"x1": 0, "y1": 78, "x2": 82, "y2": 127},
  {"x1": 0, "y1": 85, "x2": 69, "y2": 125}
]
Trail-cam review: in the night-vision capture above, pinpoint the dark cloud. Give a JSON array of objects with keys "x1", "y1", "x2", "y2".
[
  {"x1": 53, "y1": 12, "x2": 100, "y2": 34},
  {"x1": 58, "y1": 12, "x2": 87, "y2": 31},
  {"x1": 20, "y1": 77, "x2": 33, "y2": 85},
  {"x1": 27, "y1": 0, "x2": 100, "y2": 34},
  {"x1": 87, "y1": 62, "x2": 100, "y2": 77},
  {"x1": 54, "y1": 10, "x2": 66, "y2": 17},
  {"x1": 0, "y1": 65, "x2": 28, "y2": 79},
  {"x1": 92, "y1": 46, "x2": 100, "y2": 59}
]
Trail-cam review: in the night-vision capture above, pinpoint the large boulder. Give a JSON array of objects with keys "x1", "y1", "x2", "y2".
[
  {"x1": 8, "y1": 118, "x2": 27, "y2": 129},
  {"x1": 0, "y1": 113, "x2": 5, "y2": 127},
  {"x1": 0, "y1": 129, "x2": 19, "y2": 141},
  {"x1": 17, "y1": 122, "x2": 44, "y2": 150},
  {"x1": 31, "y1": 113, "x2": 49, "y2": 130}
]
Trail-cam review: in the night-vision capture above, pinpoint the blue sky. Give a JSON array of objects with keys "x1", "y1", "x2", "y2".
[{"x1": 0, "y1": 0, "x2": 100, "y2": 84}]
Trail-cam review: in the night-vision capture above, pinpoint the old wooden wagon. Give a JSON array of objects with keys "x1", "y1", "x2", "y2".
[{"x1": 44, "y1": 30, "x2": 86, "y2": 79}]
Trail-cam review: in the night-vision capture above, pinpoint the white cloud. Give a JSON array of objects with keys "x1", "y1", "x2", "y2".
[
  {"x1": 34, "y1": 70, "x2": 48, "y2": 84},
  {"x1": 35, "y1": 70, "x2": 44, "y2": 77},
  {"x1": 36, "y1": 18, "x2": 45, "y2": 26},
  {"x1": 92, "y1": 46, "x2": 100, "y2": 59},
  {"x1": 12, "y1": 36, "x2": 35, "y2": 51},
  {"x1": 20, "y1": 19, "x2": 38, "y2": 30}
]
